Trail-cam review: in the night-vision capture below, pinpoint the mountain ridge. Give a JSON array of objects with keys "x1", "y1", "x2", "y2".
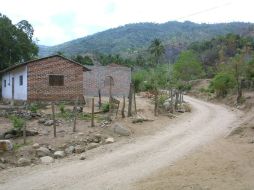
[{"x1": 38, "y1": 21, "x2": 254, "y2": 58}]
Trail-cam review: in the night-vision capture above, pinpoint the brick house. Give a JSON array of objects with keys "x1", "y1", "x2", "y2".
[
  {"x1": 84, "y1": 64, "x2": 131, "y2": 97},
  {"x1": 0, "y1": 55, "x2": 90, "y2": 102}
]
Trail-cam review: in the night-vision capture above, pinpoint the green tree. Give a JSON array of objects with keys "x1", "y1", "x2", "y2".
[
  {"x1": 148, "y1": 38, "x2": 165, "y2": 66},
  {"x1": 210, "y1": 72, "x2": 236, "y2": 97},
  {"x1": 0, "y1": 13, "x2": 38, "y2": 70},
  {"x1": 173, "y1": 50, "x2": 205, "y2": 81}
]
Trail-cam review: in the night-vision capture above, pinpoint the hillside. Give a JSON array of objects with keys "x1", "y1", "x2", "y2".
[{"x1": 38, "y1": 21, "x2": 254, "y2": 58}]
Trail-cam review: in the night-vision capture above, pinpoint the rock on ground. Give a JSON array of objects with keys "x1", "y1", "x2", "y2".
[
  {"x1": 0, "y1": 140, "x2": 13, "y2": 152},
  {"x1": 36, "y1": 147, "x2": 51, "y2": 157},
  {"x1": 44, "y1": 120, "x2": 54, "y2": 126},
  {"x1": 113, "y1": 123, "x2": 131, "y2": 136},
  {"x1": 105, "y1": 137, "x2": 114, "y2": 144},
  {"x1": 87, "y1": 143, "x2": 99, "y2": 150},
  {"x1": 65, "y1": 146, "x2": 75, "y2": 155},
  {"x1": 80, "y1": 153, "x2": 86, "y2": 160},
  {"x1": 54, "y1": 151, "x2": 65, "y2": 159},
  {"x1": 32, "y1": 143, "x2": 40, "y2": 149},
  {"x1": 40, "y1": 156, "x2": 54, "y2": 164},
  {"x1": 17, "y1": 158, "x2": 31, "y2": 167}
]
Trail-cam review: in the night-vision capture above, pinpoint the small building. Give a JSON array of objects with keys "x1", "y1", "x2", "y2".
[
  {"x1": 84, "y1": 64, "x2": 131, "y2": 97},
  {"x1": 0, "y1": 55, "x2": 90, "y2": 102}
]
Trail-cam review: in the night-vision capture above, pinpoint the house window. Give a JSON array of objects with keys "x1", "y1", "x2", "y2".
[
  {"x1": 4, "y1": 80, "x2": 6, "y2": 87},
  {"x1": 49, "y1": 75, "x2": 64, "y2": 86},
  {"x1": 19, "y1": 75, "x2": 23, "y2": 86}
]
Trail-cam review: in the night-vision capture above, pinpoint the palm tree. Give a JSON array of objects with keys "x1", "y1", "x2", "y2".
[{"x1": 149, "y1": 38, "x2": 165, "y2": 65}]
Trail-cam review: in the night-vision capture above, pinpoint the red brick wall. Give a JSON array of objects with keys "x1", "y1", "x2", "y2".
[{"x1": 27, "y1": 57, "x2": 83, "y2": 101}]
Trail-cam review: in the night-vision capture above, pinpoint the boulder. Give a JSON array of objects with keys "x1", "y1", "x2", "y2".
[
  {"x1": 17, "y1": 158, "x2": 31, "y2": 167},
  {"x1": 44, "y1": 120, "x2": 54, "y2": 126},
  {"x1": 54, "y1": 151, "x2": 65, "y2": 159},
  {"x1": 65, "y1": 146, "x2": 75, "y2": 155},
  {"x1": 36, "y1": 147, "x2": 51, "y2": 157},
  {"x1": 0, "y1": 163, "x2": 6, "y2": 170},
  {"x1": 0, "y1": 140, "x2": 13, "y2": 152},
  {"x1": 40, "y1": 156, "x2": 54, "y2": 164},
  {"x1": 87, "y1": 143, "x2": 99, "y2": 150},
  {"x1": 4, "y1": 134, "x2": 14, "y2": 139},
  {"x1": 38, "y1": 118, "x2": 47, "y2": 124},
  {"x1": 79, "y1": 153, "x2": 86, "y2": 160},
  {"x1": 105, "y1": 137, "x2": 114, "y2": 144},
  {"x1": 32, "y1": 143, "x2": 40, "y2": 149},
  {"x1": 113, "y1": 123, "x2": 131, "y2": 136}
]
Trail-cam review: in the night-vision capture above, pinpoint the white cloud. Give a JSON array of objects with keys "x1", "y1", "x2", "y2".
[{"x1": 0, "y1": 0, "x2": 253, "y2": 45}]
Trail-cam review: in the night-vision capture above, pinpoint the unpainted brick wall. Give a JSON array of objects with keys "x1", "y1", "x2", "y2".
[
  {"x1": 27, "y1": 57, "x2": 84, "y2": 101},
  {"x1": 83, "y1": 65, "x2": 131, "y2": 97}
]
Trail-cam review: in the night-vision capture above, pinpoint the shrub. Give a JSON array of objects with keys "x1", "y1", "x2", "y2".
[
  {"x1": 28, "y1": 103, "x2": 38, "y2": 113},
  {"x1": 158, "y1": 94, "x2": 168, "y2": 107},
  {"x1": 102, "y1": 102, "x2": 110, "y2": 113},
  {"x1": 10, "y1": 116, "x2": 25, "y2": 131},
  {"x1": 58, "y1": 103, "x2": 65, "y2": 114},
  {"x1": 210, "y1": 72, "x2": 236, "y2": 97}
]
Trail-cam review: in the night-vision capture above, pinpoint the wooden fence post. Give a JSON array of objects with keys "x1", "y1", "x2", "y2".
[
  {"x1": 91, "y1": 98, "x2": 95, "y2": 127},
  {"x1": 51, "y1": 102, "x2": 56, "y2": 138},
  {"x1": 128, "y1": 83, "x2": 133, "y2": 117},
  {"x1": 98, "y1": 89, "x2": 102, "y2": 109},
  {"x1": 73, "y1": 99, "x2": 78, "y2": 132},
  {"x1": 23, "y1": 123, "x2": 26, "y2": 144},
  {"x1": 121, "y1": 96, "x2": 125, "y2": 118}
]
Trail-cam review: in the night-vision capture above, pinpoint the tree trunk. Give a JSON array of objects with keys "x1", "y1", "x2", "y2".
[{"x1": 154, "y1": 92, "x2": 158, "y2": 116}]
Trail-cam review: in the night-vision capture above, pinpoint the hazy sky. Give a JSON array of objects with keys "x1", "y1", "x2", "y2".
[{"x1": 0, "y1": 0, "x2": 252, "y2": 46}]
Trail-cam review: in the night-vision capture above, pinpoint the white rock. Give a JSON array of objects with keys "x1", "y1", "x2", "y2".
[
  {"x1": 87, "y1": 143, "x2": 99, "y2": 150},
  {"x1": 80, "y1": 153, "x2": 86, "y2": 160},
  {"x1": 32, "y1": 143, "x2": 40, "y2": 149},
  {"x1": 40, "y1": 156, "x2": 54, "y2": 164},
  {"x1": 36, "y1": 147, "x2": 51, "y2": 157},
  {"x1": 54, "y1": 151, "x2": 65, "y2": 159},
  {"x1": 105, "y1": 137, "x2": 114, "y2": 144},
  {"x1": 17, "y1": 158, "x2": 31, "y2": 167},
  {"x1": 65, "y1": 146, "x2": 75, "y2": 155},
  {"x1": 113, "y1": 123, "x2": 131, "y2": 136}
]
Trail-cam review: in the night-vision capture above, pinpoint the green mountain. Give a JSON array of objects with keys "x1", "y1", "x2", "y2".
[{"x1": 38, "y1": 21, "x2": 254, "y2": 58}]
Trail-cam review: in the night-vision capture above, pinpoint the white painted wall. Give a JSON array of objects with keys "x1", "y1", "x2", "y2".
[{"x1": 2, "y1": 66, "x2": 27, "y2": 100}]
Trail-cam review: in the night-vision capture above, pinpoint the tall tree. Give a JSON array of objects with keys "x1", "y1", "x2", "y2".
[
  {"x1": 149, "y1": 38, "x2": 165, "y2": 65},
  {"x1": 0, "y1": 13, "x2": 38, "y2": 70},
  {"x1": 173, "y1": 50, "x2": 205, "y2": 81}
]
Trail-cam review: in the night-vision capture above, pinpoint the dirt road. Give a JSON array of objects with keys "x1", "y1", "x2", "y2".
[{"x1": 0, "y1": 96, "x2": 239, "y2": 190}]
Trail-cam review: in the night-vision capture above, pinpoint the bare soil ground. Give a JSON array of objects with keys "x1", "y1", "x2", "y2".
[
  {"x1": 0, "y1": 96, "x2": 240, "y2": 190},
  {"x1": 135, "y1": 108, "x2": 254, "y2": 190}
]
